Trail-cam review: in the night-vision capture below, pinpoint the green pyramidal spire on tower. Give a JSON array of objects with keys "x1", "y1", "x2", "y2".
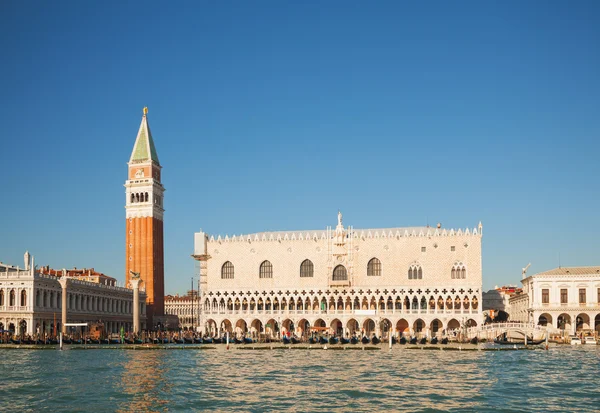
[{"x1": 129, "y1": 107, "x2": 160, "y2": 165}]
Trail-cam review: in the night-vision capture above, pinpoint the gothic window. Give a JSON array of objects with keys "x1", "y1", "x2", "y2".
[
  {"x1": 9, "y1": 290, "x2": 15, "y2": 306},
  {"x1": 333, "y1": 265, "x2": 347, "y2": 281},
  {"x1": 145, "y1": 192, "x2": 149, "y2": 202},
  {"x1": 408, "y1": 264, "x2": 423, "y2": 279},
  {"x1": 20, "y1": 290, "x2": 27, "y2": 307},
  {"x1": 367, "y1": 258, "x2": 381, "y2": 276},
  {"x1": 259, "y1": 261, "x2": 273, "y2": 279},
  {"x1": 221, "y1": 261, "x2": 234, "y2": 279},
  {"x1": 0, "y1": 290, "x2": 4, "y2": 306},
  {"x1": 451, "y1": 262, "x2": 467, "y2": 279},
  {"x1": 130, "y1": 194, "x2": 135, "y2": 203},
  {"x1": 300, "y1": 259, "x2": 314, "y2": 278}
]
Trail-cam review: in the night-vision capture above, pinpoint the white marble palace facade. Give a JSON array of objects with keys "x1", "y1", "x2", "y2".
[
  {"x1": 0, "y1": 252, "x2": 147, "y2": 336},
  {"x1": 509, "y1": 266, "x2": 600, "y2": 335},
  {"x1": 193, "y1": 213, "x2": 484, "y2": 338}
]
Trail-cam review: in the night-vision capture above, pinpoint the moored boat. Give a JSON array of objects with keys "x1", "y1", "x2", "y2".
[
  {"x1": 361, "y1": 336, "x2": 370, "y2": 345},
  {"x1": 202, "y1": 337, "x2": 214, "y2": 344},
  {"x1": 319, "y1": 336, "x2": 328, "y2": 345},
  {"x1": 243, "y1": 337, "x2": 253, "y2": 344},
  {"x1": 329, "y1": 336, "x2": 339, "y2": 345},
  {"x1": 371, "y1": 336, "x2": 381, "y2": 345},
  {"x1": 282, "y1": 336, "x2": 291, "y2": 345},
  {"x1": 409, "y1": 337, "x2": 417, "y2": 345},
  {"x1": 441, "y1": 337, "x2": 448, "y2": 345},
  {"x1": 309, "y1": 337, "x2": 318, "y2": 345},
  {"x1": 291, "y1": 337, "x2": 302, "y2": 344},
  {"x1": 419, "y1": 337, "x2": 427, "y2": 345},
  {"x1": 430, "y1": 337, "x2": 438, "y2": 345},
  {"x1": 340, "y1": 337, "x2": 350, "y2": 345},
  {"x1": 399, "y1": 336, "x2": 407, "y2": 345},
  {"x1": 350, "y1": 336, "x2": 359, "y2": 345}
]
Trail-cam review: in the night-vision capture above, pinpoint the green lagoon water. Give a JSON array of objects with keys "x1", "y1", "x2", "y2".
[{"x1": 1, "y1": 346, "x2": 598, "y2": 412}]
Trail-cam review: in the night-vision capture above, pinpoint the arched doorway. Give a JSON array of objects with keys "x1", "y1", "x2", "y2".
[
  {"x1": 221, "y1": 319, "x2": 233, "y2": 334},
  {"x1": 282, "y1": 318, "x2": 294, "y2": 334},
  {"x1": 250, "y1": 319, "x2": 263, "y2": 338},
  {"x1": 557, "y1": 314, "x2": 571, "y2": 331},
  {"x1": 466, "y1": 319, "x2": 477, "y2": 328},
  {"x1": 296, "y1": 319, "x2": 308, "y2": 337},
  {"x1": 330, "y1": 319, "x2": 342, "y2": 336},
  {"x1": 538, "y1": 313, "x2": 552, "y2": 326},
  {"x1": 346, "y1": 318, "x2": 359, "y2": 336},
  {"x1": 19, "y1": 320, "x2": 27, "y2": 336},
  {"x1": 396, "y1": 319, "x2": 409, "y2": 336},
  {"x1": 595, "y1": 314, "x2": 600, "y2": 334},
  {"x1": 413, "y1": 319, "x2": 424, "y2": 333},
  {"x1": 363, "y1": 318, "x2": 375, "y2": 335},
  {"x1": 447, "y1": 319, "x2": 460, "y2": 331},
  {"x1": 235, "y1": 319, "x2": 247, "y2": 337},
  {"x1": 265, "y1": 318, "x2": 278, "y2": 337},
  {"x1": 205, "y1": 318, "x2": 217, "y2": 336},
  {"x1": 576, "y1": 313, "x2": 590, "y2": 331},
  {"x1": 430, "y1": 319, "x2": 442, "y2": 334},
  {"x1": 380, "y1": 318, "x2": 392, "y2": 338}
]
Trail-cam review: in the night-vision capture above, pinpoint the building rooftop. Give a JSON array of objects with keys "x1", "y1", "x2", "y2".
[{"x1": 535, "y1": 266, "x2": 600, "y2": 276}]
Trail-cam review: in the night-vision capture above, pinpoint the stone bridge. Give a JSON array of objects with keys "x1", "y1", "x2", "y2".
[{"x1": 466, "y1": 322, "x2": 557, "y2": 340}]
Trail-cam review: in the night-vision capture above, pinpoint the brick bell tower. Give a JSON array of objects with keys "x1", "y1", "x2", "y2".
[{"x1": 125, "y1": 107, "x2": 165, "y2": 328}]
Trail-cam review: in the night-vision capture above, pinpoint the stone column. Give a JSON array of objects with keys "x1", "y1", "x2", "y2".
[
  {"x1": 130, "y1": 279, "x2": 141, "y2": 334},
  {"x1": 58, "y1": 278, "x2": 68, "y2": 334}
]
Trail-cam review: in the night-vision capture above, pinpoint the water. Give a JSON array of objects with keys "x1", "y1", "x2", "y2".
[{"x1": 1, "y1": 346, "x2": 599, "y2": 412}]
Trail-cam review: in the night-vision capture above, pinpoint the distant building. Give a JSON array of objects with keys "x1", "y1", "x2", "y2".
[
  {"x1": 509, "y1": 266, "x2": 600, "y2": 335},
  {"x1": 0, "y1": 252, "x2": 146, "y2": 336},
  {"x1": 38, "y1": 266, "x2": 117, "y2": 286},
  {"x1": 193, "y1": 213, "x2": 484, "y2": 339},
  {"x1": 482, "y1": 285, "x2": 522, "y2": 320},
  {"x1": 165, "y1": 291, "x2": 200, "y2": 331}
]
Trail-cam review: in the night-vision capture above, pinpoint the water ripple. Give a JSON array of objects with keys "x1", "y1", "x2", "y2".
[{"x1": 0, "y1": 346, "x2": 599, "y2": 412}]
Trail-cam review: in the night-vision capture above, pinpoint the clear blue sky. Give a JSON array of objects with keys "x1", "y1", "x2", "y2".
[{"x1": 1, "y1": 1, "x2": 598, "y2": 293}]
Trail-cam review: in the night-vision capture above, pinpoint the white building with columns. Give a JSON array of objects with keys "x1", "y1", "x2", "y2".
[
  {"x1": 193, "y1": 212, "x2": 484, "y2": 339},
  {"x1": 509, "y1": 266, "x2": 600, "y2": 335},
  {"x1": 0, "y1": 252, "x2": 147, "y2": 336}
]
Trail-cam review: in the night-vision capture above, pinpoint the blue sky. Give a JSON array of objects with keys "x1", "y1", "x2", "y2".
[{"x1": 1, "y1": 1, "x2": 598, "y2": 293}]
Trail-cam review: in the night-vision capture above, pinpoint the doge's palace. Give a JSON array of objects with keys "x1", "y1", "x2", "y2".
[{"x1": 193, "y1": 212, "x2": 483, "y2": 339}]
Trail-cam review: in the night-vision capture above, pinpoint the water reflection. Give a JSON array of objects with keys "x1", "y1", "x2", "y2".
[{"x1": 116, "y1": 351, "x2": 171, "y2": 413}]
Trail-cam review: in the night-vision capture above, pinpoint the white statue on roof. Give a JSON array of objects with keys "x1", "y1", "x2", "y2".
[{"x1": 337, "y1": 210, "x2": 343, "y2": 226}]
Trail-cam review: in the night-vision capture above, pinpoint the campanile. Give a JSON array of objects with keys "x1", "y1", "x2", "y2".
[{"x1": 125, "y1": 107, "x2": 165, "y2": 327}]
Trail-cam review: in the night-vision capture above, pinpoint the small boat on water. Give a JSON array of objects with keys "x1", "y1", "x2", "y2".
[
  {"x1": 419, "y1": 337, "x2": 427, "y2": 345},
  {"x1": 309, "y1": 337, "x2": 318, "y2": 345},
  {"x1": 371, "y1": 336, "x2": 381, "y2": 345},
  {"x1": 174, "y1": 338, "x2": 184, "y2": 344},
  {"x1": 430, "y1": 337, "x2": 438, "y2": 345},
  {"x1": 243, "y1": 337, "x2": 253, "y2": 344},
  {"x1": 291, "y1": 337, "x2": 302, "y2": 344},
  {"x1": 134, "y1": 338, "x2": 143, "y2": 345},
  {"x1": 62, "y1": 338, "x2": 72, "y2": 345},
  {"x1": 470, "y1": 337, "x2": 478, "y2": 345},
  {"x1": 340, "y1": 337, "x2": 350, "y2": 345},
  {"x1": 350, "y1": 336, "x2": 359, "y2": 345},
  {"x1": 583, "y1": 336, "x2": 597, "y2": 345},
  {"x1": 494, "y1": 338, "x2": 545, "y2": 345},
  {"x1": 319, "y1": 336, "x2": 328, "y2": 345},
  {"x1": 10, "y1": 338, "x2": 21, "y2": 345},
  {"x1": 399, "y1": 336, "x2": 407, "y2": 345},
  {"x1": 71, "y1": 339, "x2": 83, "y2": 345},
  {"x1": 193, "y1": 337, "x2": 203, "y2": 344},
  {"x1": 213, "y1": 337, "x2": 223, "y2": 344},
  {"x1": 361, "y1": 336, "x2": 370, "y2": 345},
  {"x1": 282, "y1": 336, "x2": 291, "y2": 345},
  {"x1": 234, "y1": 337, "x2": 243, "y2": 344},
  {"x1": 391, "y1": 336, "x2": 397, "y2": 345},
  {"x1": 202, "y1": 337, "x2": 214, "y2": 344},
  {"x1": 184, "y1": 337, "x2": 194, "y2": 344},
  {"x1": 441, "y1": 337, "x2": 448, "y2": 345},
  {"x1": 409, "y1": 337, "x2": 417, "y2": 345},
  {"x1": 329, "y1": 336, "x2": 339, "y2": 345}
]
